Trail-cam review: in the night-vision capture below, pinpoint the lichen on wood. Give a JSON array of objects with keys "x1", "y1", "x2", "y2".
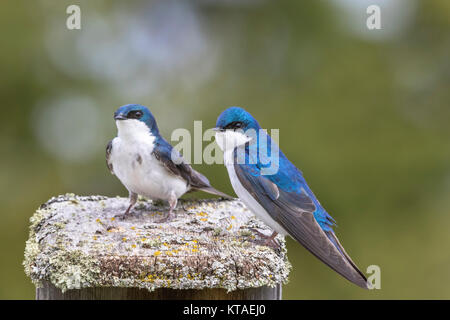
[{"x1": 24, "y1": 194, "x2": 291, "y2": 293}]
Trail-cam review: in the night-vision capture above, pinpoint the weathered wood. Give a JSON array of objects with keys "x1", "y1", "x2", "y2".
[
  {"x1": 24, "y1": 194, "x2": 290, "y2": 300},
  {"x1": 36, "y1": 280, "x2": 282, "y2": 300}
]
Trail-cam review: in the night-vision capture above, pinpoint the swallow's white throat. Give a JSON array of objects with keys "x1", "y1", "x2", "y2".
[
  {"x1": 116, "y1": 119, "x2": 153, "y2": 141},
  {"x1": 215, "y1": 130, "x2": 252, "y2": 152}
]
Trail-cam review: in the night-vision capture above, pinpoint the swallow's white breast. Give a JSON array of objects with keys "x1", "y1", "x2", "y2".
[
  {"x1": 222, "y1": 148, "x2": 288, "y2": 236},
  {"x1": 110, "y1": 119, "x2": 188, "y2": 201}
]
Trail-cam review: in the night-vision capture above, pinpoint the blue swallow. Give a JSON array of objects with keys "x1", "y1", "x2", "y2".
[
  {"x1": 106, "y1": 104, "x2": 230, "y2": 221},
  {"x1": 214, "y1": 106, "x2": 369, "y2": 288}
]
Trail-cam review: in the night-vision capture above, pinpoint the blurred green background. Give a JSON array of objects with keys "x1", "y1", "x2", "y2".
[{"x1": 1, "y1": 0, "x2": 449, "y2": 299}]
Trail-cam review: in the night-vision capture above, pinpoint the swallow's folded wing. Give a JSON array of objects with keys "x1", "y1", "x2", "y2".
[
  {"x1": 234, "y1": 160, "x2": 369, "y2": 289},
  {"x1": 106, "y1": 140, "x2": 114, "y2": 175}
]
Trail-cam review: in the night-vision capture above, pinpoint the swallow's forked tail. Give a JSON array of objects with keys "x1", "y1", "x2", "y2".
[{"x1": 326, "y1": 231, "x2": 371, "y2": 289}]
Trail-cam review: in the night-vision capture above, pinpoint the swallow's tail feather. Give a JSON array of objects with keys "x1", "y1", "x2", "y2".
[
  {"x1": 197, "y1": 186, "x2": 234, "y2": 199},
  {"x1": 326, "y1": 231, "x2": 371, "y2": 289}
]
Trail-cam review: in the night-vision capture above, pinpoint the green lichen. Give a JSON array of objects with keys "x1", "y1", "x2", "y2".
[
  {"x1": 47, "y1": 249, "x2": 101, "y2": 292},
  {"x1": 24, "y1": 194, "x2": 291, "y2": 293}
]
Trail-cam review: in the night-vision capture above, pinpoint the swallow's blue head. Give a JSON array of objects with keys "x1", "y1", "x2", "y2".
[
  {"x1": 215, "y1": 107, "x2": 261, "y2": 132},
  {"x1": 215, "y1": 107, "x2": 261, "y2": 151},
  {"x1": 114, "y1": 104, "x2": 159, "y2": 137}
]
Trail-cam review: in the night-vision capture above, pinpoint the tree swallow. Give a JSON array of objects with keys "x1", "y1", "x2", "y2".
[
  {"x1": 214, "y1": 106, "x2": 369, "y2": 289},
  {"x1": 106, "y1": 104, "x2": 230, "y2": 221}
]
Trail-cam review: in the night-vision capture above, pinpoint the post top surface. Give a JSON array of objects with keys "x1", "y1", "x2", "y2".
[{"x1": 24, "y1": 194, "x2": 290, "y2": 292}]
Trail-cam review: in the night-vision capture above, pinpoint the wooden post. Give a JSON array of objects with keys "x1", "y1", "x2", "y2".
[{"x1": 24, "y1": 194, "x2": 290, "y2": 300}]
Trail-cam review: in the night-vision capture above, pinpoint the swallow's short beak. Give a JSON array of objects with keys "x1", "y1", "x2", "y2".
[
  {"x1": 213, "y1": 127, "x2": 224, "y2": 132},
  {"x1": 114, "y1": 113, "x2": 127, "y2": 120}
]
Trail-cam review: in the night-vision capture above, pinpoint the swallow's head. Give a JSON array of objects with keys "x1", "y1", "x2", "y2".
[
  {"x1": 114, "y1": 104, "x2": 159, "y2": 138},
  {"x1": 214, "y1": 107, "x2": 261, "y2": 151}
]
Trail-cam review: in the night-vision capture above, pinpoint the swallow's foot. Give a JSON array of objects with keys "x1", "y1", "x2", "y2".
[
  {"x1": 248, "y1": 228, "x2": 280, "y2": 249},
  {"x1": 156, "y1": 192, "x2": 177, "y2": 223},
  {"x1": 156, "y1": 211, "x2": 174, "y2": 223},
  {"x1": 116, "y1": 193, "x2": 137, "y2": 220},
  {"x1": 114, "y1": 211, "x2": 132, "y2": 220},
  {"x1": 265, "y1": 237, "x2": 281, "y2": 250},
  {"x1": 251, "y1": 237, "x2": 280, "y2": 250},
  {"x1": 248, "y1": 227, "x2": 268, "y2": 239}
]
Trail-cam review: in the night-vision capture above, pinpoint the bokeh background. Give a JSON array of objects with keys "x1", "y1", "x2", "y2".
[{"x1": 1, "y1": 0, "x2": 449, "y2": 299}]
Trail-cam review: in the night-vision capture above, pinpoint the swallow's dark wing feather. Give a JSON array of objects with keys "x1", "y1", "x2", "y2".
[
  {"x1": 106, "y1": 140, "x2": 114, "y2": 174},
  {"x1": 152, "y1": 139, "x2": 232, "y2": 199},
  {"x1": 233, "y1": 159, "x2": 368, "y2": 289}
]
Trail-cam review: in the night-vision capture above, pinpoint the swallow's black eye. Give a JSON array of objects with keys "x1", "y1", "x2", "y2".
[
  {"x1": 225, "y1": 121, "x2": 244, "y2": 130},
  {"x1": 128, "y1": 110, "x2": 143, "y2": 119}
]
